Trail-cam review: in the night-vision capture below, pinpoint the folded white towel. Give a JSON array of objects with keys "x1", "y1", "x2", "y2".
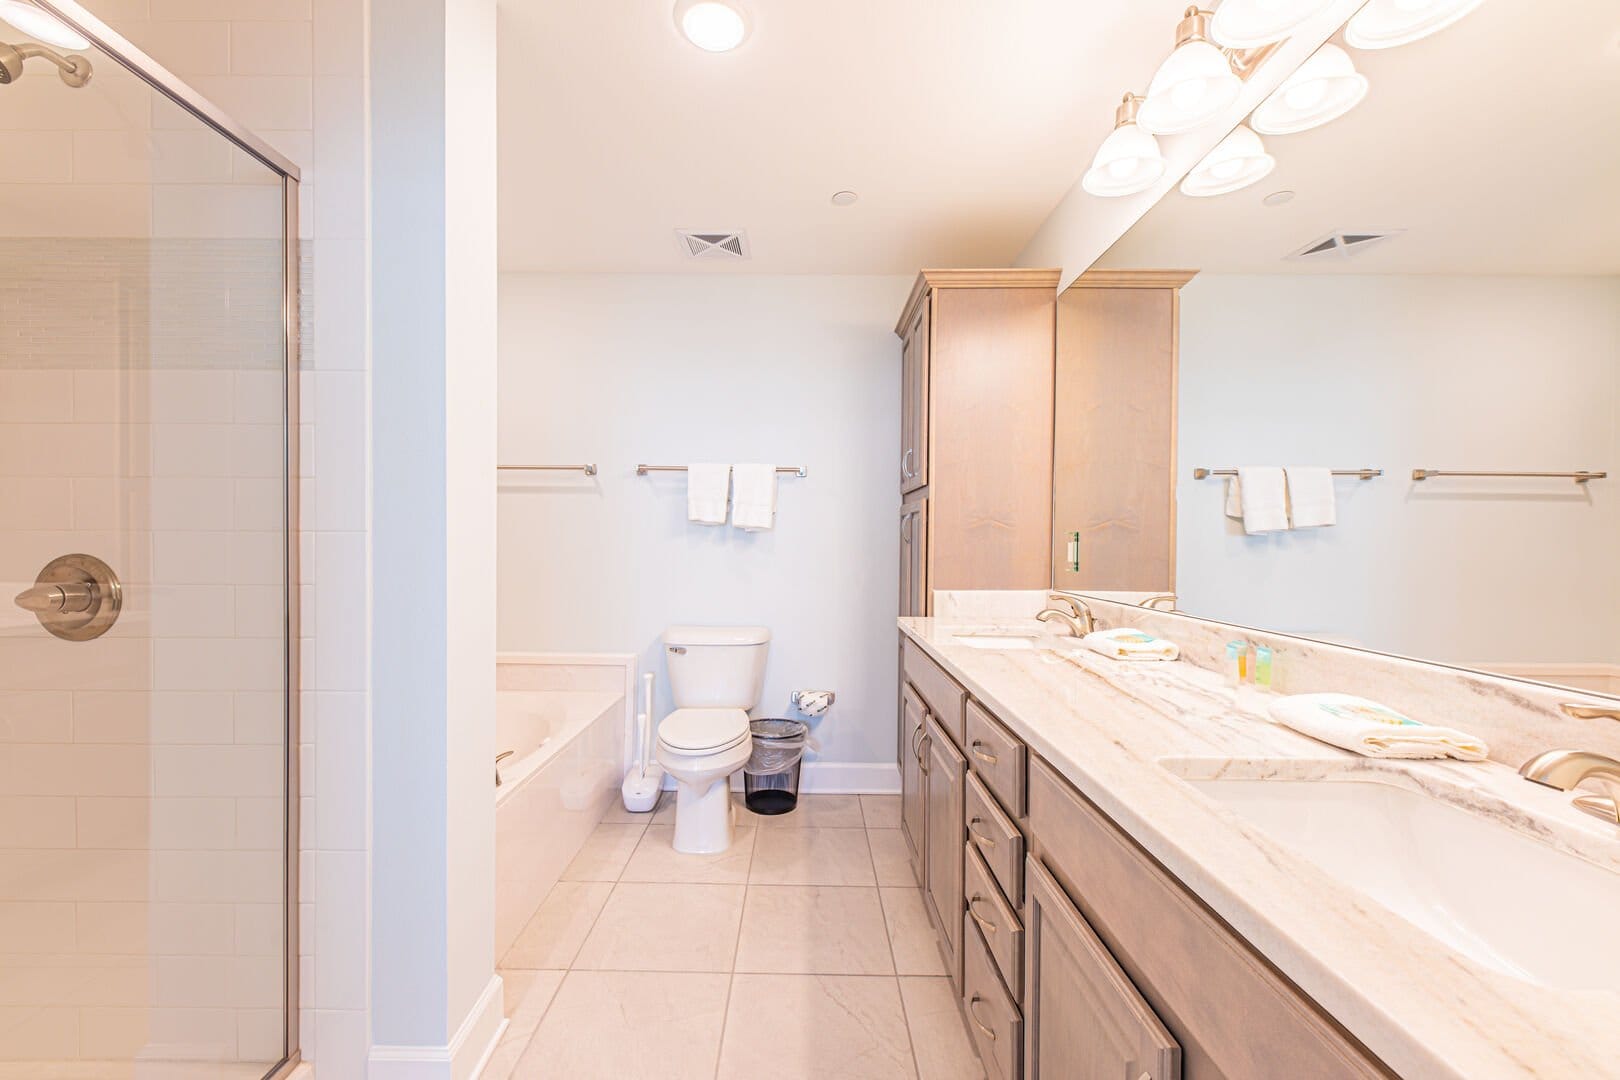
[
  {"x1": 1082, "y1": 628, "x2": 1180, "y2": 662},
  {"x1": 1286, "y1": 466, "x2": 1336, "y2": 528},
  {"x1": 687, "y1": 463, "x2": 731, "y2": 525},
  {"x1": 1268, "y1": 693, "x2": 1488, "y2": 761},
  {"x1": 731, "y1": 463, "x2": 778, "y2": 532},
  {"x1": 1234, "y1": 466, "x2": 1289, "y2": 534}
]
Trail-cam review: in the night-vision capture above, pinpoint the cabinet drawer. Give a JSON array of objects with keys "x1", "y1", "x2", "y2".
[
  {"x1": 965, "y1": 699, "x2": 1027, "y2": 815},
  {"x1": 1028, "y1": 758, "x2": 1394, "y2": 1079},
  {"x1": 903, "y1": 637, "x2": 967, "y2": 744},
  {"x1": 966, "y1": 771, "x2": 1024, "y2": 908},
  {"x1": 966, "y1": 840, "x2": 1023, "y2": 997},
  {"x1": 963, "y1": 911, "x2": 1023, "y2": 1080}
]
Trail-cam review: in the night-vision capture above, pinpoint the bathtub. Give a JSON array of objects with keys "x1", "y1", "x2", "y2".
[{"x1": 494, "y1": 653, "x2": 635, "y2": 960}]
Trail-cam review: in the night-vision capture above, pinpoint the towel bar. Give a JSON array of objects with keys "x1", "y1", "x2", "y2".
[
  {"x1": 1193, "y1": 468, "x2": 1381, "y2": 480},
  {"x1": 1411, "y1": 469, "x2": 1606, "y2": 484},
  {"x1": 636, "y1": 464, "x2": 807, "y2": 477},
  {"x1": 498, "y1": 464, "x2": 598, "y2": 476}
]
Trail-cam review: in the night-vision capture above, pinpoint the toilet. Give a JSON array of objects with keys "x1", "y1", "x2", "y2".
[{"x1": 656, "y1": 625, "x2": 770, "y2": 854}]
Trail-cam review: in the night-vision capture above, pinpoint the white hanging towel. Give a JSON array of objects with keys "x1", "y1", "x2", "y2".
[
  {"x1": 1286, "y1": 466, "x2": 1336, "y2": 528},
  {"x1": 1233, "y1": 466, "x2": 1290, "y2": 534},
  {"x1": 1269, "y1": 693, "x2": 1488, "y2": 761},
  {"x1": 687, "y1": 463, "x2": 731, "y2": 525},
  {"x1": 731, "y1": 464, "x2": 778, "y2": 531}
]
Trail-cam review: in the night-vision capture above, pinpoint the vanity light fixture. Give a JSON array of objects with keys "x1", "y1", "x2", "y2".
[
  {"x1": 1251, "y1": 43, "x2": 1368, "y2": 134},
  {"x1": 0, "y1": 0, "x2": 88, "y2": 50},
  {"x1": 1344, "y1": 0, "x2": 1486, "y2": 50},
  {"x1": 1082, "y1": 93, "x2": 1168, "y2": 198},
  {"x1": 1180, "y1": 124, "x2": 1275, "y2": 196},
  {"x1": 673, "y1": 0, "x2": 749, "y2": 53},
  {"x1": 1209, "y1": 0, "x2": 1335, "y2": 49},
  {"x1": 1138, "y1": 8, "x2": 1245, "y2": 134}
]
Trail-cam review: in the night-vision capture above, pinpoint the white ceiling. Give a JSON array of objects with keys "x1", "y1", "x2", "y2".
[
  {"x1": 495, "y1": 1, "x2": 1182, "y2": 274},
  {"x1": 1097, "y1": 0, "x2": 1620, "y2": 276}
]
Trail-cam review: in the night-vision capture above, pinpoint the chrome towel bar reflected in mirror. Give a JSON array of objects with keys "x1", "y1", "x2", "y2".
[
  {"x1": 498, "y1": 464, "x2": 598, "y2": 476},
  {"x1": 1412, "y1": 469, "x2": 1606, "y2": 484},
  {"x1": 636, "y1": 464, "x2": 807, "y2": 477},
  {"x1": 1193, "y1": 467, "x2": 1382, "y2": 480}
]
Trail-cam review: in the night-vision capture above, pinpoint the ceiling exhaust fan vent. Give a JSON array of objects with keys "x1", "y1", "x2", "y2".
[
  {"x1": 1287, "y1": 229, "x2": 1403, "y2": 261},
  {"x1": 676, "y1": 229, "x2": 750, "y2": 260}
]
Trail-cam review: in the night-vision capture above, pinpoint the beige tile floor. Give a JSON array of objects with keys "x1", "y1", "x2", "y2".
[{"x1": 486, "y1": 794, "x2": 986, "y2": 1080}]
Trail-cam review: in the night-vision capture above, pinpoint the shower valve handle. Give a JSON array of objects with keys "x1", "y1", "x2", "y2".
[{"x1": 14, "y1": 581, "x2": 96, "y2": 615}]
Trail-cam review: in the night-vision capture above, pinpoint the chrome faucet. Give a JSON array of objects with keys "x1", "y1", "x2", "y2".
[
  {"x1": 1037, "y1": 593, "x2": 1095, "y2": 637},
  {"x1": 495, "y1": 750, "x2": 516, "y2": 787},
  {"x1": 1138, "y1": 593, "x2": 1177, "y2": 611},
  {"x1": 1519, "y1": 749, "x2": 1620, "y2": 825}
]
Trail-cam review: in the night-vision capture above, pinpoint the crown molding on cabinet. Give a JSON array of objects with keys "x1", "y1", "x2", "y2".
[{"x1": 896, "y1": 268, "x2": 1062, "y2": 336}]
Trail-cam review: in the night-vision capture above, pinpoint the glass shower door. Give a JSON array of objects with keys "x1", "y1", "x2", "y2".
[{"x1": 0, "y1": 3, "x2": 297, "y2": 1077}]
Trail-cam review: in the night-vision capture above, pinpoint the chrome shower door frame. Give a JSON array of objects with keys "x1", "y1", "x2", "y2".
[{"x1": 29, "y1": 3, "x2": 306, "y2": 1077}]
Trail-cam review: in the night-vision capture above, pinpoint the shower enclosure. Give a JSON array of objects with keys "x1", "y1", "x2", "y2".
[{"x1": 0, "y1": 2, "x2": 300, "y2": 1077}]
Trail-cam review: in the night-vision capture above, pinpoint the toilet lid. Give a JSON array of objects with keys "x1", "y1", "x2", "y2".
[{"x1": 659, "y1": 708, "x2": 750, "y2": 752}]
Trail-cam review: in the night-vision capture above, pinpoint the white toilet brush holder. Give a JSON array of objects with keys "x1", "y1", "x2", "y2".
[{"x1": 621, "y1": 673, "x2": 664, "y2": 813}]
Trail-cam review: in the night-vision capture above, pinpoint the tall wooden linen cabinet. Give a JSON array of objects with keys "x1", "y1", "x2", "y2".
[{"x1": 896, "y1": 269, "x2": 1060, "y2": 616}]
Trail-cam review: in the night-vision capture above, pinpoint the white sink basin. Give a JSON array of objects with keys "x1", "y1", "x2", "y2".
[
  {"x1": 1183, "y1": 775, "x2": 1620, "y2": 993},
  {"x1": 951, "y1": 633, "x2": 1041, "y2": 650}
]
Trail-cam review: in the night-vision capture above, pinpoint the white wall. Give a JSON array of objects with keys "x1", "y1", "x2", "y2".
[
  {"x1": 1176, "y1": 274, "x2": 1620, "y2": 666},
  {"x1": 498, "y1": 273, "x2": 909, "y2": 785}
]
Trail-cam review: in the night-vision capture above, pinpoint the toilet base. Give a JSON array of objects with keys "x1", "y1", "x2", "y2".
[{"x1": 672, "y1": 774, "x2": 737, "y2": 854}]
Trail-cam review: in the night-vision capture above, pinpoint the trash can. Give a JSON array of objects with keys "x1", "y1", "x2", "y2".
[{"x1": 743, "y1": 718, "x2": 809, "y2": 815}]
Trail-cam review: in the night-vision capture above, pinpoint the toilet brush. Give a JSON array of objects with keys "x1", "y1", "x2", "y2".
[{"x1": 621, "y1": 671, "x2": 663, "y2": 812}]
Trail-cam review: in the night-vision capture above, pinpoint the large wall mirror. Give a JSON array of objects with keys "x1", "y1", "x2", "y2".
[{"x1": 1054, "y1": 0, "x2": 1620, "y2": 697}]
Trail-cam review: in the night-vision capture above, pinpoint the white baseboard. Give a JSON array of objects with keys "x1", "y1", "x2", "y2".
[{"x1": 368, "y1": 973, "x2": 506, "y2": 1080}]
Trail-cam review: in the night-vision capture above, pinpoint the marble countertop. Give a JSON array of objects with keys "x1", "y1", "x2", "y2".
[{"x1": 900, "y1": 615, "x2": 1620, "y2": 1080}]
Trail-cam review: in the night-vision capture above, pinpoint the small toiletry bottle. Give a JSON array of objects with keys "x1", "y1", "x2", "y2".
[
  {"x1": 1245, "y1": 642, "x2": 1258, "y2": 684},
  {"x1": 1255, "y1": 645, "x2": 1274, "y2": 689},
  {"x1": 1226, "y1": 641, "x2": 1244, "y2": 687}
]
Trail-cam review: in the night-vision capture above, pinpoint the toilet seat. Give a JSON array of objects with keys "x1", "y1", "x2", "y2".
[{"x1": 657, "y1": 707, "x2": 750, "y2": 754}]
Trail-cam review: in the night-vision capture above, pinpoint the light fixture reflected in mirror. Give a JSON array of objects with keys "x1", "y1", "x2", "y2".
[
  {"x1": 1345, "y1": 0, "x2": 1486, "y2": 50},
  {"x1": 1083, "y1": 93, "x2": 1168, "y2": 197},
  {"x1": 1252, "y1": 43, "x2": 1369, "y2": 134},
  {"x1": 1180, "y1": 124, "x2": 1275, "y2": 196},
  {"x1": 1209, "y1": 0, "x2": 1335, "y2": 49},
  {"x1": 0, "y1": 0, "x2": 89, "y2": 50},
  {"x1": 1138, "y1": 7, "x2": 1244, "y2": 135}
]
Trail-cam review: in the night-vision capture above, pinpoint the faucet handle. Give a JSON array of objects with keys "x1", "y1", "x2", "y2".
[{"x1": 1560, "y1": 703, "x2": 1620, "y2": 723}]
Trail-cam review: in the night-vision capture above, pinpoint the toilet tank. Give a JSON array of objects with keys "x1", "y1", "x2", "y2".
[{"x1": 663, "y1": 625, "x2": 771, "y2": 709}]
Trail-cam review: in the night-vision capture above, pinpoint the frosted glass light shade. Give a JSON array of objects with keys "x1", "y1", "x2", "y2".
[
  {"x1": 1345, "y1": 0, "x2": 1486, "y2": 50},
  {"x1": 0, "y1": 0, "x2": 89, "y2": 49},
  {"x1": 1251, "y1": 44, "x2": 1369, "y2": 134},
  {"x1": 1180, "y1": 125, "x2": 1275, "y2": 197},
  {"x1": 674, "y1": 0, "x2": 749, "y2": 52},
  {"x1": 1138, "y1": 39, "x2": 1243, "y2": 135},
  {"x1": 1082, "y1": 122, "x2": 1167, "y2": 197},
  {"x1": 1209, "y1": 0, "x2": 1335, "y2": 48}
]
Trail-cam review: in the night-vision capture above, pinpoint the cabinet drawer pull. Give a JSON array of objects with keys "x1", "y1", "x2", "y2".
[
  {"x1": 969, "y1": 740, "x2": 999, "y2": 765},
  {"x1": 967, "y1": 894, "x2": 998, "y2": 935},
  {"x1": 967, "y1": 817, "x2": 997, "y2": 848},
  {"x1": 966, "y1": 994, "x2": 998, "y2": 1041}
]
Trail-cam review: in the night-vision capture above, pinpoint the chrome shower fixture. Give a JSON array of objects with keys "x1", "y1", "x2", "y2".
[{"x1": 0, "y1": 38, "x2": 92, "y2": 85}]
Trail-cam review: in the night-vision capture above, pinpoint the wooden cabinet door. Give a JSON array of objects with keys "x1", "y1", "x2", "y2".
[
  {"x1": 924, "y1": 714, "x2": 966, "y2": 987},
  {"x1": 899, "y1": 682, "x2": 928, "y2": 882},
  {"x1": 1025, "y1": 855, "x2": 1181, "y2": 1080},
  {"x1": 900, "y1": 298, "x2": 930, "y2": 494},
  {"x1": 899, "y1": 497, "x2": 928, "y2": 617}
]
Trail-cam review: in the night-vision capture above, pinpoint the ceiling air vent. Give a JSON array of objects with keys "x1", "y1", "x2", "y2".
[
  {"x1": 675, "y1": 229, "x2": 750, "y2": 260},
  {"x1": 1287, "y1": 229, "x2": 1402, "y2": 262}
]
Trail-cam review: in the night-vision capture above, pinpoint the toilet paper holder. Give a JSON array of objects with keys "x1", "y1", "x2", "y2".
[{"x1": 791, "y1": 690, "x2": 835, "y2": 715}]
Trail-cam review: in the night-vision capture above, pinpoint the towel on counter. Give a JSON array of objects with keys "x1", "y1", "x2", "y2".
[
  {"x1": 687, "y1": 463, "x2": 731, "y2": 525},
  {"x1": 731, "y1": 463, "x2": 778, "y2": 531},
  {"x1": 1268, "y1": 693, "x2": 1489, "y2": 761},
  {"x1": 1082, "y1": 628, "x2": 1180, "y2": 662},
  {"x1": 1286, "y1": 466, "x2": 1336, "y2": 528},
  {"x1": 1231, "y1": 466, "x2": 1290, "y2": 534}
]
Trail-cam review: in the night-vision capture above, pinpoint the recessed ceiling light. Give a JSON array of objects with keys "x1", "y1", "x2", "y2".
[
  {"x1": 1344, "y1": 0, "x2": 1485, "y2": 50},
  {"x1": 0, "y1": 0, "x2": 90, "y2": 50},
  {"x1": 674, "y1": 0, "x2": 749, "y2": 53},
  {"x1": 830, "y1": 191, "x2": 859, "y2": 207},
  {"x1": 1262, "y1": 189, "x2": 1296, "y2": 207}
]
